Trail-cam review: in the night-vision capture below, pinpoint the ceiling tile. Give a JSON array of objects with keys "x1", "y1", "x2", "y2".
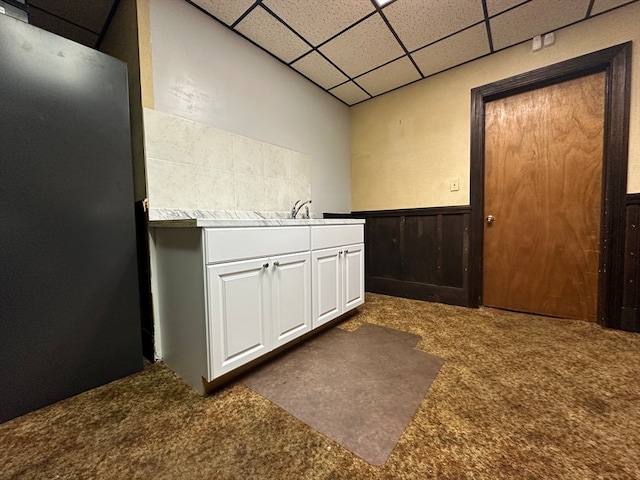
[
  {"x1": 412, "y1": 24, "x2": 490, "y2": 77},
  {"x1": 319, "y1": 13, "x2": 405, "y2": 78},
  {"x1": 191, "y1": 0, "x2": 255, "y2": 26},
  {"x1": 28, "y1": 0, "x2": 113, "y2": 34},
  {"x1": 263, "y1": 0, "x2": 375, "y2": 47},
  {"x1": 329, "y1": 82, "x2": 370, "y2": 105},
  {"x1": 355, "y1": 57, "x2": 421, "y2": 97},
  {"x1": 485, "y1": 0, "x2": 526, "y2": 17},
  {"x1": 291, "y1": 52, "x2": 349, "y2": 89},
  {"x1": 590, "y1": 0, "x2": 635, "y2": 15},
  {"x1": 491, "y1": 0, "x2": 590, "y2": 50},
  {"x1": 384, "y1": 0, "x2": 485, "y2": 52},
  {"x1": 235, "y1": 5, "x2": 311, "y2": 63}
]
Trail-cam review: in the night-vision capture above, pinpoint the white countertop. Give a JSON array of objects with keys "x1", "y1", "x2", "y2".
[
  {"x1": 150, "y1": 218, "x2": 365, "y2": 228},
  {"x1": 148, "y1": 208, "x2": 364, "y2": 228}
]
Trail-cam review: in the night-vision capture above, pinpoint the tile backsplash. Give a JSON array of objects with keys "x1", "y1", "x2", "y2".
[{"x1": 143, "y1": 108, "x2": 311, "y2": 212}]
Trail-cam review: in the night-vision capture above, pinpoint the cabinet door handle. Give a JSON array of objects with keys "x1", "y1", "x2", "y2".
[
  {"x1": 273, "y1": 261, "x2": 280, "y2": 267},
  {"x1": 263, "y1": 263, "x2": 269, "y2": 269},
  {"x1": 338, "y1": 251, "x2": 343, "y2": 255},
  {"x1": 344, "y1": 249, "x2": 349, "y2": 254}
]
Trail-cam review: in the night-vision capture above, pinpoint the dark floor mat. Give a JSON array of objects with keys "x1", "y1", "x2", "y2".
[{"x1": 242, "y1": 323, "x2": 444, "y2": 465}]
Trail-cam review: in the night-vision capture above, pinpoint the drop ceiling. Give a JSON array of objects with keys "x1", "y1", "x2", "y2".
[{"x1": 20, "y1": 0, "x2": 638, "y2": 106}]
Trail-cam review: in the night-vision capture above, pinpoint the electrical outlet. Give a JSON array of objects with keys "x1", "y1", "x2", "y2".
[{"x1": 450, "y1": 178, "x2": 459, "y2": 192}]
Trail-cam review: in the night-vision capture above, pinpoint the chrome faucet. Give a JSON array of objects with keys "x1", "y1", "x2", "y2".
[{"x1": 291, "y1": 199, "x2": 312, "y2": 219}]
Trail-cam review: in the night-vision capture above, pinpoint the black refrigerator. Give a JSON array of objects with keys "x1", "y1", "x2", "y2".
[{"x1": 0, "y1": 13, "x2": 143, "y2": 423}]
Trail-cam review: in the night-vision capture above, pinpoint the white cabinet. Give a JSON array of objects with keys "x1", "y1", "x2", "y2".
[
  {"x1": 204, "y1": 227, "x2": 311, "y2": 379},
  {"x1": 153, "y1": 221, "x2": 363, "y2": 393},
  {"x1": 206, "y1": 257, "x2": 271, "y2": 377},
  {"x1": 207, "y1": 251, "x2": 311, "y2": 377},
  {"x1": 312, "y1": 247, "x2": 342, "y2": 326},
  {"x1": 271, "y1": 251, "x2": 312, "y2": 349},
  {"x1": 343, "y1": 244, "x2": 365, "y2": 311},
  {"x1": 311, "y1": 226, "x2": 365, "y2": 328}
]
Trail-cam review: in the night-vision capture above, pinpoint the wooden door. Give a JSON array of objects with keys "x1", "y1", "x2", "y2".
[{"x1": 483, "y1": 72, "x2": 605, "y2": 321}]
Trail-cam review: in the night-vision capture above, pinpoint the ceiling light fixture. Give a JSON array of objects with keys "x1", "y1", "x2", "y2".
[{"x1": 374, "y1": 0, "x2": 394, "y2": 7}]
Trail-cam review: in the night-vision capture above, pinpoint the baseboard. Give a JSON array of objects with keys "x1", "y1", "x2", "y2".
[{"x1": 367, "y1": 277, "x2": 469, "y2": 307}]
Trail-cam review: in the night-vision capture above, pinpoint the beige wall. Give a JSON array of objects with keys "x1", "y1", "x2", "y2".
[
  {"x1": 135, "y1": 0, "x2": 154, "y2": 110},
  {"x1": 350, "y1": 2, "x2": 640, "y2": 211}
]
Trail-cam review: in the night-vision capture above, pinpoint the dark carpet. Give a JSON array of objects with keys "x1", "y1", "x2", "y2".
[
  {"x1": 1, "y1": 293, "x2": 640, "y2": 479},
  {"x1": 242, "y1": 323, "x2": 443, "y2": 465}
]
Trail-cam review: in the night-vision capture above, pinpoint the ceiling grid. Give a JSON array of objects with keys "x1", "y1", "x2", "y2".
[{"x1": 19, "y1": 0, "x2": 639, "y2": 106}]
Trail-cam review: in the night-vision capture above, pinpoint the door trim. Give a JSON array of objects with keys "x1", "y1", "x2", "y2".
[{"x1": 469, "y1": 42, "x2": 632, "y2": 328}]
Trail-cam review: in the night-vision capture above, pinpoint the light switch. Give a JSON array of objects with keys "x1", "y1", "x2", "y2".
[
  {"x1": 532, "y1": 35, "x2": 542, "y2": 52},
  {"x1": 450, "y1": 178, "x2": 459, "y2": 191},
  {"x1": 543, "y1": 32, "x2": 555, "y2": 47}
]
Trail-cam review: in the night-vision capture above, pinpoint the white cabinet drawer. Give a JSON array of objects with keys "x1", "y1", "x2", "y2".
[
  {"x1": 204, "y1": 226, "x2": 310, "y2": 264},
  {"x1": 311, "y1": 225, "x2": 363, "y2": 250}
]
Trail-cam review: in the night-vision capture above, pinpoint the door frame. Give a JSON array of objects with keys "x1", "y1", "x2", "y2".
[{"x1": 468, "y1": 42, "x2": 632, "y2": 328}]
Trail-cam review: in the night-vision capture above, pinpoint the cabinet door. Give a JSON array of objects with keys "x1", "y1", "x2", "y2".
[
  {"x1": 343, "y1": 243, "x2": 365, "y2": 312},
  {"x1": 312, "y1": 247, "x2": 342, "y2": 328},
  {"x1": 271, "y1": 251, "x2": 312, "y2": 348},
  {"x1": 207, "y1": 258, "x2": 270, "y2": 378}
]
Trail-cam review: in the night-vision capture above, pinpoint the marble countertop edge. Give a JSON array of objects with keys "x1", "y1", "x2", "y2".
[{"x1": 148, "y1": 209, "x2": 365, "y2": 227}]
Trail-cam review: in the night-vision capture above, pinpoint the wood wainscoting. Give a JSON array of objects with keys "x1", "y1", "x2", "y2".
[
  {"x1": 327, "y1": 207, "x2": 471, "y2": 307},
  {"x1": 327, "y1": 194, "x2": 639, "y2": 331},
  {"x1": 622, "y1": 193, "x2": 640, "y2": 332}
]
